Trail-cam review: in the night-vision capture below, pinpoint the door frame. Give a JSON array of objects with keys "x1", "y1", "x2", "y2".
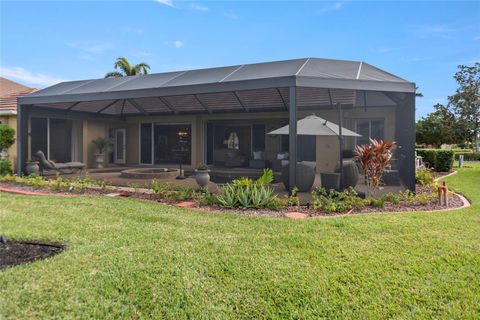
[{"x1": 114, "y1": 128, "x2": 126, "y2": 164}]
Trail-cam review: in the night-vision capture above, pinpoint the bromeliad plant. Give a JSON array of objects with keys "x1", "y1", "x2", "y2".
[{"x1": 354, "y1": 139, "x2": 396, "y2": 197}]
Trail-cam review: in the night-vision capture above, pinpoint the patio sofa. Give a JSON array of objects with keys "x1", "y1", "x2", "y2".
[{"x1": 34, "y1": 150, "x2": 85, "y2": 175}]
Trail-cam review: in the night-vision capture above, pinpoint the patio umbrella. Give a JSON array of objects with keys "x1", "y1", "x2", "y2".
[
  {"x1": 267, "y1": 114, "x2": 360, "y2": 137},
  {"x1": 267, "y1": 113, "x2": 361, "y2": 189}
]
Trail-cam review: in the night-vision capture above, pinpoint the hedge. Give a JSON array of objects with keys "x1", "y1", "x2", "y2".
[
  {"x1": 454, "y1": 152, "x2": 480, "y2": 161},
  {"x1": 416, "y1": 149, "x2": 455, "y2": 172}
]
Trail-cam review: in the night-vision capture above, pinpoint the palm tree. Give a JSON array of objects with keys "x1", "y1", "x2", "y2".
[{"x1": 105, "y1": 57, "x2": 151, "y2": 78}]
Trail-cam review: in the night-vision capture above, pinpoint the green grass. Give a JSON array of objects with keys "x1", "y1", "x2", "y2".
[{"x1": 1, "y1": 165, "x2": 479, "y2": 319}]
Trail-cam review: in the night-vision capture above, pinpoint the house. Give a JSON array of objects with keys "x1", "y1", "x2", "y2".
[
  {"x1": 17, "y1": 58, "x2": 416, "y2": 192},
  {"x1": 0, "y1": 77, "x2": 37, "y2": 168}
]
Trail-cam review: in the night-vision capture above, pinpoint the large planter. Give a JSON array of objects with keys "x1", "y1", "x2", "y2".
[
  {"x1": 195, "y1": 169, "x2": 211, "y2": 188},
  {"x1": 281, "y1": 162, "x2": 315, "y2": 192},
  {"x1": 95, "y1": 154, "x2": 105, "y2": 169},
  {"x1": 26, "y1": 161, "x2": 40, "y2": 175}
]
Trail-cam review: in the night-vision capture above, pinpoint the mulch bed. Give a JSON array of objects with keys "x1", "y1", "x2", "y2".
[
  {"x1": 0, "y1": 241, "x2": 64, "y2": 270},
  {"x1": 0, "y1": 182, "x2": 467, "y2": 219}
]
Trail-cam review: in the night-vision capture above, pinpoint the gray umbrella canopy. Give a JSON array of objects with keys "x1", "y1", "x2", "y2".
[{"x1": 267, "y1": 114, "x2": 361, "y2": 137}]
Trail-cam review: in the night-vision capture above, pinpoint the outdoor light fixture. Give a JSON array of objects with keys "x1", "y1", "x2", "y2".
[{"x1": 175, "y1": 129, "x2": 189, "y2": 180}]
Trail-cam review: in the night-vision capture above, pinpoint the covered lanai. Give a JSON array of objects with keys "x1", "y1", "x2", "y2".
[{"x1": 18, "y1": 57, "x2": 416, "y2": 191}]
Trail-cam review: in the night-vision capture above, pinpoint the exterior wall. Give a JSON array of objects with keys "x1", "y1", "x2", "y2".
[
  {"x1": 126, "y1": 112, "x2": 290, "y2": 169},
  {"x1": 82, "y1": 120, "x2": 108, "y2": 168}
]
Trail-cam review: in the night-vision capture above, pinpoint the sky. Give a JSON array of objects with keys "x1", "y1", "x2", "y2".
[{"x1": 0, "y1": 0, "x2": 479, "y2": 119}]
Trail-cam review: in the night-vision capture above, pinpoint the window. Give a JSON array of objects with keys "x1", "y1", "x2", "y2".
[
  {"x1": 30, "y1": 117, "x2": 75, "y2": 162},
  {"x1": 355, "y1": 119, "x2": 385, "y2": 146}
]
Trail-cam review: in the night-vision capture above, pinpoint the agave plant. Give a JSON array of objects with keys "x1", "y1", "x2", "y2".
[{"x1": 354, "y1": 139, "x2": 396, "y2": 196}]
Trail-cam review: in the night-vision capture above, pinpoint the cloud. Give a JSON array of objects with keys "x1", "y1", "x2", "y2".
[
  {"x1": 130, "y1": 50, "x2": 153, "y2": 58},
  {"x1": 372, "y1": 47, "x2": 397, "y2": 54},
  {"x1": 173, "y1": 40, "x2": 184, "y2": 48},
  {"x1": 66, "y1": 42, "x2": 113, "y2": 54},
  {"x1": 224, "y1": 10, "x2": 238, "y2": 19},
  {"x1": 120, "y1": 27, "x2": 144, "y2": 36},
  {"x1": 319, "y1": 2, "x2": 343, "y2": 13},
  {"x1": 0, "y1": 66, "x2": 67, "y2": 87},
  {"x1": 154, "y1": 0, "x2": 174, "y2": 7},
  {"x1": 189, "y1": 3, "x2": 208, "y2": 11},
  {"x1": 411, "y1": 24, "x2": 454, "y2": 38}
]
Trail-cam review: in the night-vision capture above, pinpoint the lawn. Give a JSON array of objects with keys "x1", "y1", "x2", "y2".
[{"x1": 1, "y1": 165, "x2": 479, "y2": 319}]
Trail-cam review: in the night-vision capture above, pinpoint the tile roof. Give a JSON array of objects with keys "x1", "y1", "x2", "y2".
[{"x1": 0, "y1": 77, "x2": 37, "y2": 113}]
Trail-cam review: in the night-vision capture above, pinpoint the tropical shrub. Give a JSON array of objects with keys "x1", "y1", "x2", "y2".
[
  {"x1": 0, "y1": 124, "x2": 15, "y2": 154},
  {"x1": 0, "y1": 159, "x2": 12, "y2": 176},
  {"x1": 354, "y1": 139, "x2": 396, "y2": 196},
  {"x1": 311, "y1": 187, "x2": 364, "y2": 213},
  {"x1": 217, "y1": 169, "x2": 282, "y2": 210},
  {"x1": 416, "y1": 169, "x2": 436, "y2": 189}
]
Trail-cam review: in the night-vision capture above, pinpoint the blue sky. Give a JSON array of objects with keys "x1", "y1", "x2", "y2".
[{"x1": 1, "y1": 0, "x2": 479, "y2": 119}]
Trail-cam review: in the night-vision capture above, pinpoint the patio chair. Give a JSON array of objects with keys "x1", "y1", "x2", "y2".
[{"x1": 34, "y1": 150, "x2": 85, "y2": 175}]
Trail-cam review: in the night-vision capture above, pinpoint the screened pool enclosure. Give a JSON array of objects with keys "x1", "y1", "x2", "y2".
[{"x1": 18, "y1": 58, "x2": 416, "y2": 193}]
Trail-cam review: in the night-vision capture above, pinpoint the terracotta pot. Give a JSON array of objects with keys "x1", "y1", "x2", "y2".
[{"x1": 195, "y1": 169, "x2": 210, "y2": 188}]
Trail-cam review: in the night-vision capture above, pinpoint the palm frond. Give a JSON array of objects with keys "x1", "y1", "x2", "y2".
[
  {"x1": 114, "y1": 57, "x2": 133, "y2": 76},
  {"x1": 134, "y1": 63, "x2": 151, "y2": 75},
  {"x1": 104, "y1": 71, "x2": 124, "y2": 78}
]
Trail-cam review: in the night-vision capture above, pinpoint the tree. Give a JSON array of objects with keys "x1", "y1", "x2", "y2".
[
  {"x1": 105, "y1": 57, "x2": 151, "y2": 78},
  {"x1": 448, "y1": 62, "x2": 480, "y2": 151},
  {"x1": 416, "y1": 104, "x2": 460, "y2": 147}
]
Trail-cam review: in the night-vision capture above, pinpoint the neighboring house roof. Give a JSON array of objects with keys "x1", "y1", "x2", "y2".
[
  {"x1": 0, "y1": 77, "x2": 38, "y2": 115},
  {"x1": 21, "y1": 58, "x2": 416, "y2": 107}
]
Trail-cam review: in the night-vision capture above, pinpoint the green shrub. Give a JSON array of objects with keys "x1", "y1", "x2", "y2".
[
  {"x1": 416, "y1": 149, "x2": 455, "y2": 172},
  {"x1": 454, "y1": 152, "x2": 480, "y2": 161},
  {"x1": 217, "y1": 183, "x2": 281, "y2": 210},
  {"x1": 0, "y1": 159, "x2": 12, "y2": 176},
  {"x1": 416, "y1": 149, "x2": 436, "y2": 168},
  {"x1": 217, "y1": 169, "x2": 281, "y2": 210},
  {"x1": 23, "y1": 174, "x2": 47, "y2": 188},
  {"x1": 151, "y1": 179, "x2": 172, "y2": 198},
  {"x1": 171, "y1": 186, "x2": 195, "y2": 201},
  {"x1": 0, "y1": 124, "x2": 15, "y2": 152},
  {"x1": 311, "y1": 187, "x2": 364, "y2": 213},
  {"x1": 197, "y1": 190, "x2": 219, "y2": 206},
  {"x1": 416, "y1": 169, "x2": 436, "y2": 189},
  {"x1": 50, "y1": 175, "x2": 70, "y2": 191},
  {"x1": 435, "y1": 150, "x2": 454, "y2": 172}
]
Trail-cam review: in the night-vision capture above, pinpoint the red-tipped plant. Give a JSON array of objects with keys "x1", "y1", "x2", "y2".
[{"x1": 354, "y1": 139, "x2": 396, "y2": 196}]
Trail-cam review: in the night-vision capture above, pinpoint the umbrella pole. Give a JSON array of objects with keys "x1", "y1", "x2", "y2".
[{"x1": 337, "y1": 102, "x2": 344, "y2": 190}]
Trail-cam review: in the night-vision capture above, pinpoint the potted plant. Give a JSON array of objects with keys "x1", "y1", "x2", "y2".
[
  {"x1": 92, "y1": 137, "x2": 113, "y2": 168},
  {"x1": 194, "y1": 163, "x2": 210, "y2": 188}
]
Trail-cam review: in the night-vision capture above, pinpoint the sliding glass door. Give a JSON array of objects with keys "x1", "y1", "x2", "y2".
[{"x1": 139, "y1": 123, "x2": 192, "y2": 165}]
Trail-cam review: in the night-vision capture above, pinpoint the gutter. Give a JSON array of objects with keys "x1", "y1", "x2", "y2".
[{"x1": 0, "y1": 110, "x2": 17, "y2": 116}]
